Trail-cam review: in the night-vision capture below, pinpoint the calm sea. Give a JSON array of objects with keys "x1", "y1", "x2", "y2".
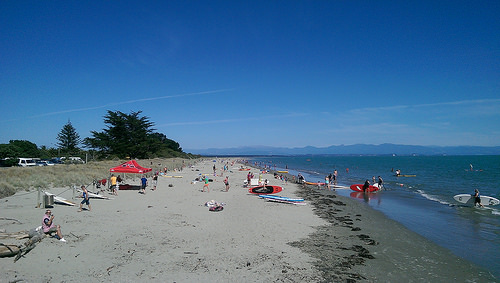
[{"x1": 249, "y1": 155, "x2": 500, "y2": 278}]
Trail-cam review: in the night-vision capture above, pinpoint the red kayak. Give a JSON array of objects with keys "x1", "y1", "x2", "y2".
[
  {"x1": 248, "y1": 185, "x2": 283, "y2": 195},
  {"x1": 350, "y1": 184, "x2": 380, "y2": 192}
]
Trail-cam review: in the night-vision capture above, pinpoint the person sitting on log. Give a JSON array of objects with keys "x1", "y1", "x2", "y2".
[{"x1": 42, "y1": 210, "x2": 66, "y2": 242}]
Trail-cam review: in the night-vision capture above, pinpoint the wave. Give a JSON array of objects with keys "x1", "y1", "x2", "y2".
[{"x1": 417, "y1": 189, "x2": 450, "y2": 205}]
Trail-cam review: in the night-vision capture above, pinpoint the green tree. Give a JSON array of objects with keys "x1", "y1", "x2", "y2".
[
  {"x1": 6, "y1": 140, "x2": 40, "y2": 157},
  {"x1": 85, "y1": 111, "x2": 154, "y2": 159},
  {"x1": 56, "y1": 120, "x2": 81, "y2": 155},
  {"x1": 84, "y1": 111, "x2": 184, "y2": 159}
]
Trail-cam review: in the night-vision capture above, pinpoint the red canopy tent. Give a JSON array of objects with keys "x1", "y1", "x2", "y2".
[{"x1": 109, "y1": 160, "x2": 152, "y2": 174}]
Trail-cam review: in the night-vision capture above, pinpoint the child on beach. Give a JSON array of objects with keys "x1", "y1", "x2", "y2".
[
  {"x1": 140, "y1": 175, "x2": 148, "y2": 194},
  {"x1": 202, "y1": 176, "x2": 210, "y2": 192},
  {"x1": 224, "y1": 176, "x2": 230, "y2": 192},
  {"x1": 79, "y1": 185, "x2": 91, "y2": 212},
  {"x1": 152, "y1": 174, "x2": 158, "y2": 191}
]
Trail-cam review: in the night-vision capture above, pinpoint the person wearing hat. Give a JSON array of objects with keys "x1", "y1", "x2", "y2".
[{"x1": 42, "y1": 209, "x2": 66, "y2": 242}]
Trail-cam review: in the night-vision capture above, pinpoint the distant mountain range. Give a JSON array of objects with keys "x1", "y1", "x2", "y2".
[{"x1": 187, "y1": 143, "x2": 500, "y2": 156}]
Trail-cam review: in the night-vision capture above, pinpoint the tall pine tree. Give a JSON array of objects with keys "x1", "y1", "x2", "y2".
[{"x1": 57, "y1": 120, "x2": 81, "y2": 155}]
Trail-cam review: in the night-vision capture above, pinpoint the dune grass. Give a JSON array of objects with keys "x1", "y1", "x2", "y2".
[{"x1": 0, "y1": 158, "x2": 196, "y2": 199}]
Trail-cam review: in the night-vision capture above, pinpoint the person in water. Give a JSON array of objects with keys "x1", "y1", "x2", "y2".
[
  {"x1": 473, "y1": 189, "x2": 484, "y2": 208},
  {"x1": 362, "y1": 180, "x2": 370, "y2": 193},
  {"x1": 377, "y1": 176, "x2": 384, "y2": 189}
]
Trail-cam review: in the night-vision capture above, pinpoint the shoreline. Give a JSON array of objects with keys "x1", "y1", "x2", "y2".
[
  {"x1": 1, "y1": 158, "x2": 496, "y2": 282},
  {"x1": 293, "y1": 184, "x2": 496, "y2": 282},
  {"x1": 252, "y1": 163, "x2": 497, "y2": 282}
]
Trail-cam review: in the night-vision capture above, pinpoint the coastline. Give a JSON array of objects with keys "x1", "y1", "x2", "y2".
[
  {"x1": 292, "y1": 184, "x2": 496, "y2": 282},
  {"x1": 0, "y1": 158, "x2": 496, "y2": 282}
]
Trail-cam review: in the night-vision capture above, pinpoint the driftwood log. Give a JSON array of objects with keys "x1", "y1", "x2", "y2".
[
  {"x1": 14, "y1": 232, "x2": 45, "y2": 262},
  {"x1": 0, "y1": 231, "x2": 29, "y2": 240},
  {"x1": 0, "y1": 229, "x2": 45, "y2": 262},
  {"x1": 0, "y1": 243, "x2": 21, "y2": 257}
]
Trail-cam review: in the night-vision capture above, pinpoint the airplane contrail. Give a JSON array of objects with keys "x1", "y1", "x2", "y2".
[
  {"x1": 349, "y1": 98, "x2": 500, "y2": 114},
  {"x1": 157, "y1": 112, "x2": 308, "y2": 127},
  {"x1": 25, "y1": 89, "x2": 235, "y2": 119}
]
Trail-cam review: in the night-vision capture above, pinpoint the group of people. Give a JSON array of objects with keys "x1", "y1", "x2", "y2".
[
  {"x1": 201, "y1": 175, "x2": 230, "y2": 193},
  {"x1": 324, "y1": 170, "x2": 338, "y2": 190}
]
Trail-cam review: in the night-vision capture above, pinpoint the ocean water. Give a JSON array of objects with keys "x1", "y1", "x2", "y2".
[{"x1": 249, "y1": 155, "x2": 500, "y2": 278}]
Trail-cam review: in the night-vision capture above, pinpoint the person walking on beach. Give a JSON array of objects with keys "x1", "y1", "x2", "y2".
[
  {"x1": 202, "y1": 175, "x2": 210, "y2": 192},
  {"x1": 473, "y1": 189, "x2": 484, "y2": 208},
  {"x1": 42, "y1": 209, "x2": 66, "y2": 242},
  {"x1": 224, "y1": 176, "x2": 230, "y2": 192},
  {"x1": 140, "y1": 175, "x2": 148, "y2": 194},
  {"x1": 333, "y1": 169, "x2": 338, "y2": 185},
  {"x1": 79, "y1": 185, "x2": 91, "y2": 212},
  {"x1": 152, "y1": 173, "x2": 158, "y2": 191},
  {"x1": 110, "y1": 174, "x2": 118, "y2": 196}
]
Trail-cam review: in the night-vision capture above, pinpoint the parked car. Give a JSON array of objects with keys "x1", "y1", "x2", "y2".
[
  {"x1": 36, "y1": 160, "x2": 55, "y2": 166},
  {"x1": 50, "y1": 158, "x2": 64, "y2": 164},
  {"x1": 18, "y1": 158, "x2": 36, "y2": 167},
  {"x1": 60, "y1": 157, "x2": 85, "y2": 164}
]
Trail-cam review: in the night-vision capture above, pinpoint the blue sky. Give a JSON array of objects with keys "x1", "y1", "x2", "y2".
[{"x1": 1, "y1": 1, "x2": 499, "y2": 150}]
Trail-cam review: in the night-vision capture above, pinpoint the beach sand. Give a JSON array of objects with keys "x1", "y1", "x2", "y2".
[{"x1": 0, "y1": 158, "x2": 496, "y2": 282}]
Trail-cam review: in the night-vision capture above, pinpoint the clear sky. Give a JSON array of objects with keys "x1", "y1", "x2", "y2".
[{"x1": 1, "y1": 1, "x2": 499, "y2": 151}]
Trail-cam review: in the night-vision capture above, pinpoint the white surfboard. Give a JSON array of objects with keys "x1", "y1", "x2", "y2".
[{"x1": 453, "y1": 194, "x2": 500, "y2": 206}]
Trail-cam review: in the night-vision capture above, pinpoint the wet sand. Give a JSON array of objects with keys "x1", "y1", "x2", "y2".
[{"x1": 292, "y1": 184, "x2": 496, "y2": 282}]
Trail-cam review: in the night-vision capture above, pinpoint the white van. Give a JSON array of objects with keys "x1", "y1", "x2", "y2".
[{"x1": 18, "y1": 158, "x2": 37, "y2": 167}]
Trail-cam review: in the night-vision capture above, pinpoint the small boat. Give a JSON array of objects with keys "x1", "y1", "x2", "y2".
[{"x1": 395, "y1": 174, "x2": 416, "y2": 177}]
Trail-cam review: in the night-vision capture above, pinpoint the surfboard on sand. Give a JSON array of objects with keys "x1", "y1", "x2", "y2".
[
  {"x1": 248, "y1": 185, "x2": 282, "y2": 195},
  {"x1": 259, "y1": 195, "x2": 306, "y2": 205},
  {"x1": 453, "y1": 194, "x2": 500, "y2": 206},
  {"x1": 259, "y1": 195, "x2": 304, "y2": 202},
  {"x1": 350, "y1": 184, "x2": 380, "y2": 192},
  {"x1": 44, "y1": 192, "x2": 76, "y2": 206}
]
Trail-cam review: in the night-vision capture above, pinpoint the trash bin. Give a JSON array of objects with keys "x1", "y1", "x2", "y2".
[{"x1": 43, "y1": 194, "x2": 54, "y2": 208}]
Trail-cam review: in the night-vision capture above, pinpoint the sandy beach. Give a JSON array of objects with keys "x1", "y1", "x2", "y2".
[{"x1": 0, "y1": 158, "x2": 496, "y2": 282}]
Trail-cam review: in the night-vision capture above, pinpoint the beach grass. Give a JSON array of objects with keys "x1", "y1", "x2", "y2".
[{"x1": 0, "y1": 158, "x2": 195, "y2": 199}]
